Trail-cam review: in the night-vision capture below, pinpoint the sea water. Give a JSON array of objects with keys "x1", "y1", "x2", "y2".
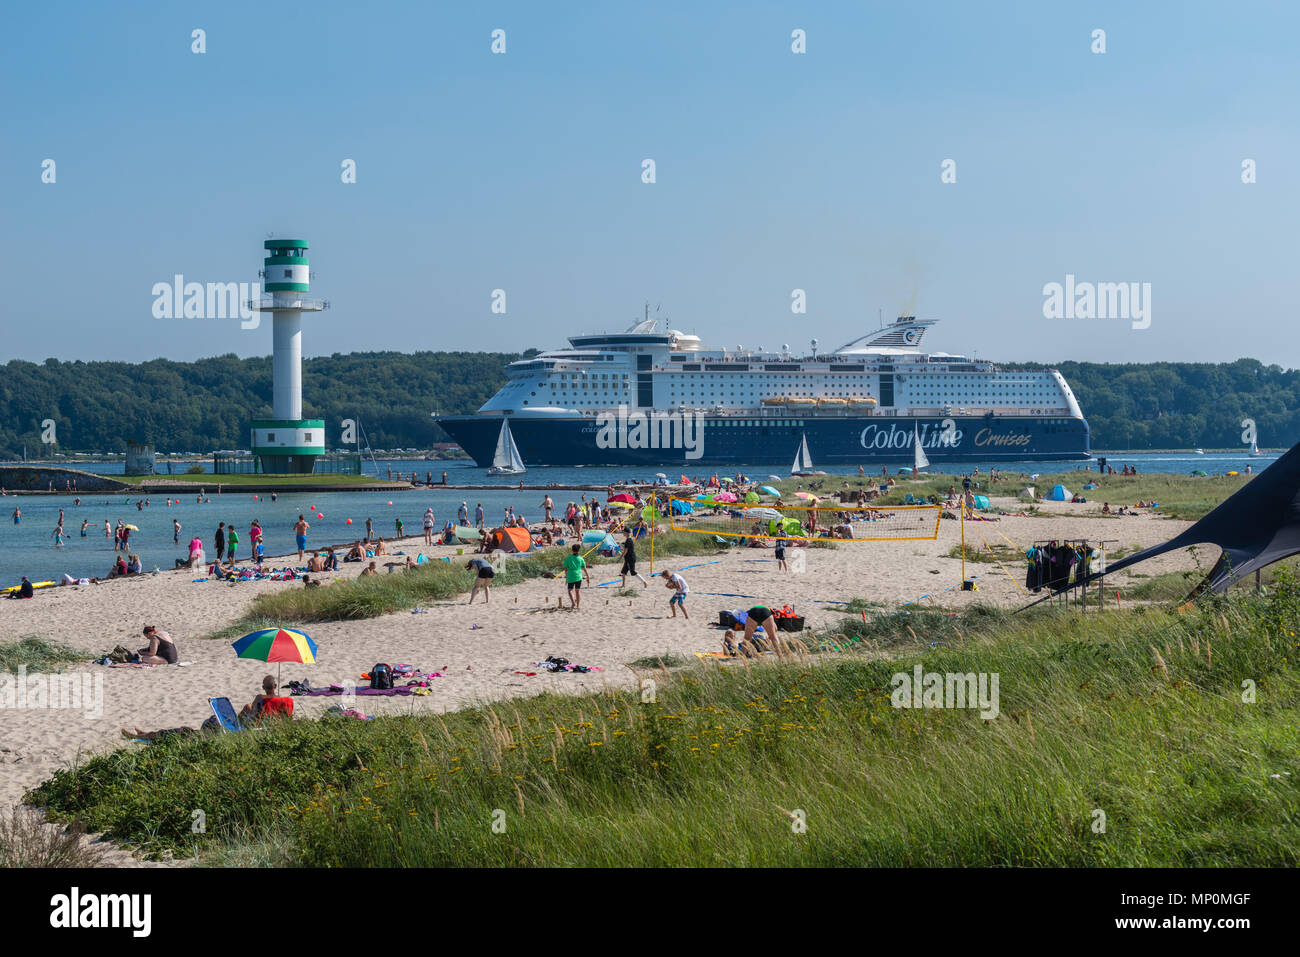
[{"x1": 0, "y1": 453, "x2": 1278, "y2": 586}]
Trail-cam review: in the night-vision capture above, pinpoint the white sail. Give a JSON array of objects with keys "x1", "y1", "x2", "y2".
[
  {"x1": 490, "y1": 419, "x2": 526, "y2": 473},
  {"x1": 1250, "y1": 437, "x2": 1260, "y2": 455},
  {"x1": 791, "y1": 434, "x2": 814, "y2": 474},
  {"x1": 913, "y1": 425, "x2": 930, "y2": 471}
]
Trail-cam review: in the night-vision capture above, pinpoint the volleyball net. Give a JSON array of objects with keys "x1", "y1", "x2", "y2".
[{"x1": 664, "y1": 497, "x2": 942, "y2": 543}]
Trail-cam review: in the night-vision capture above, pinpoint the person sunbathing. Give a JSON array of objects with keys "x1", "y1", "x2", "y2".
[
  {"x1": 239, "y1": 675, "x2": 283, "y2": 722},
  {"x1": 138, "y1": 625, "x2": 179, "y2": 664},
  {"x1": 373, "y1": 538, "x2": 388, "y2": 556}
]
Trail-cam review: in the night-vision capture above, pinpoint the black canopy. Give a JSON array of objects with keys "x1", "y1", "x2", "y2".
[{"x1": 1029, "y1": 441, "x2": 1300, "y2": 604}]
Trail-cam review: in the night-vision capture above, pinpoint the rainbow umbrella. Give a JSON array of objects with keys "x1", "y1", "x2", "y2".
[{"x1": 232, "y1": 627, "x2": 319, "y2": 684}]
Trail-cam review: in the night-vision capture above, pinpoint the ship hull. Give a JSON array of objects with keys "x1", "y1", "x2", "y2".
[{"x1": 437, "y1": 414, "x2": 1090, "y2": 467}]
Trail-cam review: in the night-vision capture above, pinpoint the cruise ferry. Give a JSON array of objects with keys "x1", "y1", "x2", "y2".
[{"x1": 436, "y1": 315, "x2": 1090, "y2": 467}]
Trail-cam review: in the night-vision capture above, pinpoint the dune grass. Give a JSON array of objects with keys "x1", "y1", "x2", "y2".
[
  {"x1": 31, "y1": 572, "x2": 1300, "y2": 866},
  {"x1": 0, "y1": 637, "x2": 91, "y2": 674}
]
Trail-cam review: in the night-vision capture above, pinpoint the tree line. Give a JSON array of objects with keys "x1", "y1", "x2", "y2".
[{"x1": 0, "y1": 352, "x2": 1295, "y2": 456}]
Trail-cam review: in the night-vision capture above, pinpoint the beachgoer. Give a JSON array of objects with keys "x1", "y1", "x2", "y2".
[
  {"x1": 458, "y1": 502, "x2": 469, "y2": 525},
  {"x1": 620, "y1": 533, "x2": 648, "y2": 588},
  {"x1": 360, "y1": 561, "x2": 378, "y2": 577},
  {"x1": 474, "y1": 503, "x2": 484, "y2": 528},
  {"x1": 775, "y1": 539, "x2": 788, "y2": 572},
  {"x1": 466, "y1": 556, "x2": 494, "y2": 603},
  {"x1": 138, "y1": 625, "x2": 179, "y2": 665},
  {"x1": 423, "y1": 509, "x2": 434, "y2": 545},
  {"x1": 173, "y1": 518, "x2": 181, "y2": 543},
  {"x1": 215, "y1": 522, "x2": 226, "y2": 560},
  {"x1": 239, "y1": 675, "x2": 285, "y2": 722},
  {"x1": 563, "y1": 544, "x2": 589, "y2": 609},
  {"x1": 365, "y1": 518, "x2": 373, "y2": 542},
  {"x1": 294, "y1": 514, "x2": 310, "y2": 560},
  {"x1": 661, "y1": 569, "x2": 689, "y2": 619},
  {"x1": 738, "y1": 605, "x2": 779, "y2": 651},
  {"x1": 226, "y1": 523, "x2": 239, "y2": 562}
]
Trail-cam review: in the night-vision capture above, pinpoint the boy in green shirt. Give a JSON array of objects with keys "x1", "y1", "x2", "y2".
[
  {"x1": 562, "y1": 544, "x2": 590, "y2": 609},
  {"x1": 226, "y1": 525, "x2": 239, "y2": 562}
]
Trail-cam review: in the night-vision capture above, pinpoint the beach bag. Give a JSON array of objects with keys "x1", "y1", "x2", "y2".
[
  {"x1": 108, "y1": 644, "x2": 134, "y2": 664},
  {"x1": 370, "y1": 663, "x2": 393, "y2": 690}
]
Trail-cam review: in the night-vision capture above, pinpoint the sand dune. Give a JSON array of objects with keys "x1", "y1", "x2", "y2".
[{"x1": 0, "y1": 500, "x2": 1212, "y2": 853}]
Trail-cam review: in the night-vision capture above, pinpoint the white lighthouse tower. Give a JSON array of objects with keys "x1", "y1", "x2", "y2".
[{"x1": 248, "y1": 239, "x2": 329, "y2": 474}]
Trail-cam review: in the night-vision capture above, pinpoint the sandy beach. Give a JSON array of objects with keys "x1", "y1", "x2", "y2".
[{"x1": 0, "y1": 498, "x2": 1214, "y2": 852}]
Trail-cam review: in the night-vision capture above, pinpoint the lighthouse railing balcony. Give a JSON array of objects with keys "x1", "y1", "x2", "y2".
[{"x1": 245, "y1": 295, "x2": 330, "y2": 312}]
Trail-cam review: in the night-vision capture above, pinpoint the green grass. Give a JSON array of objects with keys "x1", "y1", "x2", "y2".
[
  {"x1": 0, "y1": 637, "x2": 91, "y2": 674},
  {"x1": 214, "y1": 532, "x2": 728, "y2": 629},
  {"x1": 31, "y1": 573, "x2": 1300, "y2": 865},
  {"x1": 121, "y1": 473, "x2": 393, "y2": 487}
]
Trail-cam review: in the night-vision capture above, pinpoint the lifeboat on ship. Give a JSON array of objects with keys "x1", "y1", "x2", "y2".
[{"x1": 786, "y1": 397, "x2": 817, "y2": 409}]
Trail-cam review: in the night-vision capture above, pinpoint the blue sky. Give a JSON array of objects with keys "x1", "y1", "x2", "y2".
[{"x1": 2, "y1": 1, "x2": 1297, "y2": 366}]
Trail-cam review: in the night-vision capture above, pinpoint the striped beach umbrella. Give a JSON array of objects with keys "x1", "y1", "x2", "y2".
[{"x1": 232, "y1": 627, "x2": 319, "y2": 683}]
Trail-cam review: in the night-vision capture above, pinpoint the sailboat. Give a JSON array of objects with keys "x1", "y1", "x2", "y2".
[
  {"x1": 790, "y1": 433, "x2": 825, "y2": 476},
  {"x1": 486, "y1": 418, "x2": 526, "y2": 475},
  {"x1": 913, "y1": 424, "x2": 930, "y2": 473},
  {"x1": 1250, "y1": 437, "x2": 1263, "y2": 456}
]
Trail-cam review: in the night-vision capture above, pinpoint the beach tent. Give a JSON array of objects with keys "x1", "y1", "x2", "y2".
[
  {"x1": 971, "y1": 495, "x2": 991, "y2": 510},
  {"x1": 767, "y1": 517, "x2": 804, "y2": 537},
  {"x1": 453, "y1": 525, "x2": 481, "y2": 543},
  {"x1": 670, "y1": 499, "x2": 694, "y2": 515},
  {"x1": 608, "y1": 493, "x2": 637, "y2": 504},
  {"x1": 1047, "y1": 484, "x2": 1072, "y2": 501},
  {"x1": 582, "y1": 530, "x2": 619, "y2": 551},
  {"x1": 489, "y1": 527, "x2": 532, "y2": 553}
]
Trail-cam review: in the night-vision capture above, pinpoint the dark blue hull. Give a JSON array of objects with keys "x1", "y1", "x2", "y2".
[{"x1": 437, "y1": 413, "x2": 1090, "y2": 467}]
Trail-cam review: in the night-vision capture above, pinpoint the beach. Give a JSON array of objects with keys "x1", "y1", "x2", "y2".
[{"x1": 0, "y1": 495, "x2": 1216, "y2": 844}]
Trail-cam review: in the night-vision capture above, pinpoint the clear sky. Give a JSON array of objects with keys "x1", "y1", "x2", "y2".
[{"x1": 2, "y1": 1, "x2": 1296, "y2": 367}]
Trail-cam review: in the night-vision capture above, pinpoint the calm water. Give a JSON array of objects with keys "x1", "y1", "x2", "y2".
[{"x1": 2, "y1": 452, "x2": 1279, "y2": 585}]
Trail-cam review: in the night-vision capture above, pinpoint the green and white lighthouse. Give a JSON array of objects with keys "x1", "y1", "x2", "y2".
[{"x1": 248, "y1": 239, "x2": 329, "y2": 474}]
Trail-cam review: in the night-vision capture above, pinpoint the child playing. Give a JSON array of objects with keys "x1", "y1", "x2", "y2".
[{"x1": 660, "y1": 569, "x2": 689, "y2": 619}]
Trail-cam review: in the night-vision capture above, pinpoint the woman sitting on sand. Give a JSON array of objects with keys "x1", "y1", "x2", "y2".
[
  {"x1": 126, "y1": 553, "x2": 143, "y2": 575},
  {"x1": 373, "y1": 538, "x2": 388, "y2": 556},
  {"x1": 138, "y1": 625, "x2": 179, "y2": 665},
  {"x1": 109, "y1": 556, "x2": 128, "y2": 578}
]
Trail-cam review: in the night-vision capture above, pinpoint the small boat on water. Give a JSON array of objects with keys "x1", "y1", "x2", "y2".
[
  {"x1": 486, "y1": 419, "x2": 526, "y2": 476},
  {"x1": 790, "y1": 433, "x2": 826, "y2": 476}
]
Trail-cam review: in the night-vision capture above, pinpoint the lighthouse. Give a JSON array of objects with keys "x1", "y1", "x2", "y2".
[{"x1": 248, "y1": 239, "x2": 328, "y2": 474}]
